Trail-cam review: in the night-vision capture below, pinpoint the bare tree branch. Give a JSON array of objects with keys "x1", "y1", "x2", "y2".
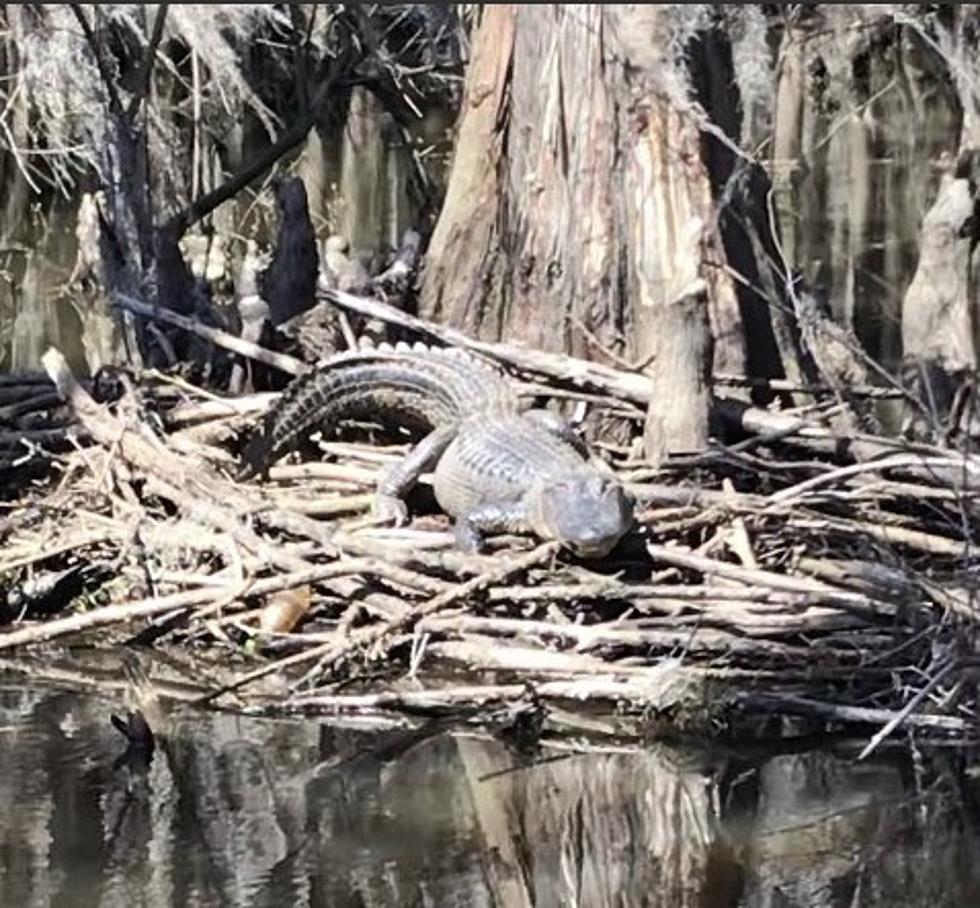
[
  {"x1": 288, "y1": 4, "x2": 311, "y2": 114},
  {"x1": 69, "y1": 3, "x2": 125, "y2": 117},
  {"x1": 125, "y1": 3, "x2": 170, "y2": 124},
  {"x1": 165, "y1": 42, "x2": 359, "y2": 239}
]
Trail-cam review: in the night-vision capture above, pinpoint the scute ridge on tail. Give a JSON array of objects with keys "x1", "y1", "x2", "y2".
[{"x1": 238, "y1": 346, "x2": 517, "y2": 478}]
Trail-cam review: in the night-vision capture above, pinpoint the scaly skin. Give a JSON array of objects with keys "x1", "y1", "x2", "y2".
[{"x1": 240, "y1": 343, "x2": 634, "y2": 556}]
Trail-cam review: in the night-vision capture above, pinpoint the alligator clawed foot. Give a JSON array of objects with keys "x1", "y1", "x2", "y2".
[
  {"x1": 373, "y1": 494, "x2": 409, "y2": 527},
  {"x1": 453, "y1": 520, "x2": 485, "y2": 554}
]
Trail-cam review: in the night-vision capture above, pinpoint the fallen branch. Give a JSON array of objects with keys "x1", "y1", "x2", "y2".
[
  {"x1": 0, "y1": 391, "x2": 65, "y2": 422},
  {"x1": 423, "y1": 623, "x2": 815, "y2": 661},
  {"x1": 644, "y1": 543, "x2": 898, "y2": 618},
  {"x1": 857, "y1": 659, "x2": 957, "y2": 760},
  {"x1": 0, "y1": 561, "x2": 367, "y2": 651},
  {"x1": 201, "y1": 541, "x2": 562, "y2": 702},
  {"x1": 320, "y1": 287, "x2": 654, "y2": 403},
  {"x1": 714, "y1": 373, "x2": 903, "y2": 399},
  {"x1": 112, "y1": 293, "x2": 307, "y2": 376},
  {"x1": 744, "y1": 692, "x2": 968, "y2": 733},
  {"x1": 286, "y1": 662, "x2": 704, "y2": 714}
]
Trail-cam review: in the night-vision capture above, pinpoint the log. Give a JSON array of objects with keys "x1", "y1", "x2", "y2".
[
  {"x1": 0, "y1": 391, "x2": 64, "y2": 422},
  {"x1": 286, "y1": 665, "x2": 705, "y2": 714},
  {"x1": 320, "y1": 287, "x2": 655, "y2": 403}
]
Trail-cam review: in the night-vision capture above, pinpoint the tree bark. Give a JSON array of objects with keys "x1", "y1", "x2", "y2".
[
  {"x1": 643, "y1": 281, "x2": 713, "y2": 463},
  {"x1": 900, "y1": 157, "x2": 978, "y2": 436},
  {"x1": 418, "y1": 4, "x2": 515, "y2": 333},
  {"x1": 421, "y1": 5, "x2": 743, "y2": 457}
]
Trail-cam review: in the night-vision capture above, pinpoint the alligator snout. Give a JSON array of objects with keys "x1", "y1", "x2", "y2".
[
  {"x1": 565, "y1": 529, "x2": 624, "y2": 559},
  {"x1": 560, "y1": 513, "x2": 632, "y2": 558}
]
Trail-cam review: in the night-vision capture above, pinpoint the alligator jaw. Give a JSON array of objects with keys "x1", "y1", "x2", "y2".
[
  {"x1": 562, "y1": 533, "x2": 628, "y2": 559},
  {"x1": 545, "y1": 523, "x2": 631, "y2": 559}
]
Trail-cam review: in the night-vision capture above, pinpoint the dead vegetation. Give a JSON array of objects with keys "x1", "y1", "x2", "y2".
[
  {"x1": 1, "y1": 286, "x2": 978, "y2": 750},
  {"x1": 2, "y1": 5, "x2": 980, "y2": 755}
]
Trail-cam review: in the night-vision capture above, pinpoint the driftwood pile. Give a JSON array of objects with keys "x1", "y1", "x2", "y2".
[{"x1": 1, "y1": 289, "x2": 978, "y2": 749}]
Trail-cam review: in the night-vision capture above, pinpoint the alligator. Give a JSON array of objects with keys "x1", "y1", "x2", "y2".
[{"x1": 238, "y1": 343, "x2": 635, "y2": 557}]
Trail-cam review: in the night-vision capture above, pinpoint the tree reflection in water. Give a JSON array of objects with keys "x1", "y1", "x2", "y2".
[{"x1": 0, "y1": 680, "x2": 978, "y2": 908}]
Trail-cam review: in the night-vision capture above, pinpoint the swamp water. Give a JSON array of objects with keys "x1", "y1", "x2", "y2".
[{"x1": 1, "y1": 673, "x2": 980, "y2": 907}]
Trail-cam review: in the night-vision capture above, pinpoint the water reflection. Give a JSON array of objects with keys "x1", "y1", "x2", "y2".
[{"x1": 0, "y1": 677, "x2": 978, "y2": 908}]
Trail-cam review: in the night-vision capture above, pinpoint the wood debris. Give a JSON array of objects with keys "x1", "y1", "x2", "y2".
[{"x1": 1, "y1": 293, "x2": 978, "y2": 747}]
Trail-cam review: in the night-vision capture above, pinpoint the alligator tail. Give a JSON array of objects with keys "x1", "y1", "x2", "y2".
[{"x1": 238, "y1": 346, "x2": 514, "y2": 479}]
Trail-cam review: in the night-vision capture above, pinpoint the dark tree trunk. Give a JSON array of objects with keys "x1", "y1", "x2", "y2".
[{"x1": 98, "y1": 112, "x2": 156, "y2": 367}]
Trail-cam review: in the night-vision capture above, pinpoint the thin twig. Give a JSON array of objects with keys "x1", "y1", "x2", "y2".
[
  {"x1": 199, "y1": 541, "x2": 561, "y2": 703},
  {"x1": 857, "y1": 659, "x2": 956, "y2": 761},
  {"x1": 124, "y1": 3, "x2": 169, "y2": 123},
  {"x1": 69, "y1": 4, "x2": 125, "y2": 116}
]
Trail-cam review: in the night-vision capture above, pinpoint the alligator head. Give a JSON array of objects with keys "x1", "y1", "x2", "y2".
[{"x1": 531, "y1": 469, "x2": 635, "y2": 558}]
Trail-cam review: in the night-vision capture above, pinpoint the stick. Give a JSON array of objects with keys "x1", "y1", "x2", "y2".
[
  {"x1": 744, "y1": 692, "x2": 967, "y2": 732},
  {"x1": 319, "y1": 288, "x2": 654, "y2": 403},
  {"x1": 714, "y1": 373, "x2": 902, "y2": 399},
  {"x1": 200, "y1": 541, "x2": 562, "y2": 702},
  {"x1": 484, "y1": 582, "x2": 850, "y2": 608},
  {"x1": 788, "y1": 514, "x2": 971, "y2": 559},
  {"x1": 267, "y1": 462, "x2": 380, "y2": 485},
  {"x1": 0, "y1": 391, "x2": 64, "y2": 422},
  {"x1": 164, "y1": 392, "x2": 280, "y2": 428},
  {"x1": 0, "y1": 372, "x2": 51, "y2": 386},
  {"x1": 111, "y1": 293, "x2": 308, "y2": 376},
  {"x1": 0, "y1": 562, "x2": 368, "y2": 651},
  {"x1": 426, "y1": 637, "x2": 647, "y2": 676},
  {"x1": 644, "y1": 543, "x2": 897, "y2": 618},
  {"x1": 286, "y1": 668, "x2": 702, "y2": 713},
  {"x1": 269, "y1": 493, "x2": 374, "y2": 518},
  {"x1": 856, "y1": 660, "x2": 956, "y2": 760},
  {"x1": 422, "y1": 621, "x2": 813, "y2": 659},
  {"x1": 769, "y1": 453, "x2": 980, "y2": 504}
]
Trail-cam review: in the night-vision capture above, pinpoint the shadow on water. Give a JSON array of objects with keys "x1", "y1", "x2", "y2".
[{"x1": 1, "y1": 676, "x2": 980, "y2": 908}]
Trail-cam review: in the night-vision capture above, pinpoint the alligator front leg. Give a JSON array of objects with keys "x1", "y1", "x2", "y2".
[
  {"x1": 374, "y1": 424, "x2": 457, "y2": 525},
  {"x1": 453, "y1": 501, "x2": 530, "y2": 553}
]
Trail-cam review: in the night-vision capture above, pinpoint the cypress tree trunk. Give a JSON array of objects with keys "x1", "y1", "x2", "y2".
[
  {"x1": 420, "y1": 5, "x2": 757, "y2": 457},
  {"x1": 421, "y1": 5, "x2": 980, "y2": 452}
]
